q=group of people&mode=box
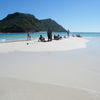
[27,29,82,43]
[39,28,62,42]
[54,34,62,40]
[27,28,53,42]
[38,28,69,42]
[39,28,53,42]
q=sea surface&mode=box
[0,32,100,43]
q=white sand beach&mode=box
[0,37,88,52]
[0,37,100,100]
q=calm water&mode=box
[0,32,100,43]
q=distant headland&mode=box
[0,12,67,33]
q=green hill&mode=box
[0,12,66,33]
[40,19,66,32]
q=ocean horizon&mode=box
[0,32,100,43]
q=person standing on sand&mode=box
[47,28,52,41]
[27,32,31,41]
[66,29,70,37]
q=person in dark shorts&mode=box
[47,28,52,41]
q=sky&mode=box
[0,0,100,32]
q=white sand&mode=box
[0,77,98,100]
[0,37,88,53]
[0,37,100,100]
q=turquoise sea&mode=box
[0,32,100,43]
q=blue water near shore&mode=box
[0,32,100,43]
